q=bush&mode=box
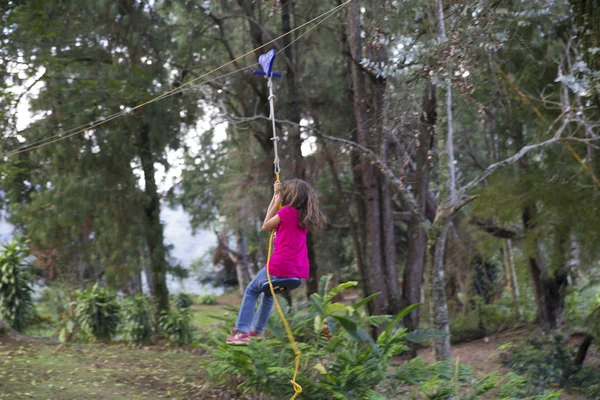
[202,276,560,399]
[450,295,524,343]
[0,239,34,332]
[501,331,600,397]
[175,292,194,309]
[36,285,70,321]
[75,284,121,342]
[122,294,153,345]
[159,308,193,346]
[203,276,443,398]
[394,359,561,400]
[197,294,216,305]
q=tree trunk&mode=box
[380,173,401,314]
[235,231,250,296]
[324,148,367,302]
[575,333,594,366]
[427,0,454,361]
[512,118,569,330]
[347,0,388,317]
[428,217,452,360]
[403,82,436,342]
[238,230,251,281]
[522,205,567,330]
[371,49,401,315]
[280,0,319,298]
[502,239,523,318]
[138,124,169,319]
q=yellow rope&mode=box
[265,171,302,400]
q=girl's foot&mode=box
[227,332,250,345]
[230,327,263,338]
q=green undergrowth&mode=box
[201,276,562,399]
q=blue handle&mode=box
[253,70,283,78]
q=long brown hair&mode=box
[281,179,326,232]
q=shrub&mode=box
[175,292,194,309]
[36,285,70,321]
[201,275,563,399]
[501,330,600,397]
[197,294,217,305]
[393,359,562,399]
[122,294,153,345]
[159,308,193,346]
[202,275,448,399]
[0,239,34,332]
[75,284,121,342]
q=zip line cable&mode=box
[4,65,257,155]
[3,0,352,158]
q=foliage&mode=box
[197,294,217,305]
[74,284,121,342]
[564,286,600,329]
[174,292,194,310]
[203,276,446,399]
[36,285,70,322]
[202,277,564,398]
[450,295,525,343]
[394,358,560,399]
[122,294,154,345]
[159,308,193,346]
[0,239,33,332]
[501,331,600,397]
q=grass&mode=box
[189,303,230,333]
[0,293,245,399]
[0,335,250,399]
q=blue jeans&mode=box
[235,268,280,334]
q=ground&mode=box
[1,292,598,399]
[0,334,259,400]
[0,294,253,400]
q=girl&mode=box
[227,179,326,345]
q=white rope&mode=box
[267,77,280,173]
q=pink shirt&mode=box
[268,206,309,279]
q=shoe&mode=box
[230,327,262,338]
[227,332,250,345]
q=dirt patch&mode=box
[415,328,531,375]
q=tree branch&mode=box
[469,217,522,239]
[461,118,570,193]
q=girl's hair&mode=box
[281,179,326,232]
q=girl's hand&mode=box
[274,192,281,205]
[274,180,282,194]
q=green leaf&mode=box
[324,281,358,304]
[318,275,332,298]
[324,302,347,316]
[383,303,422,340]
[352,293,381,310]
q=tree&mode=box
[0,0,204,318]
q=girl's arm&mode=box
[262,181,282,232]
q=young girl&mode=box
[227,179,326,345]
